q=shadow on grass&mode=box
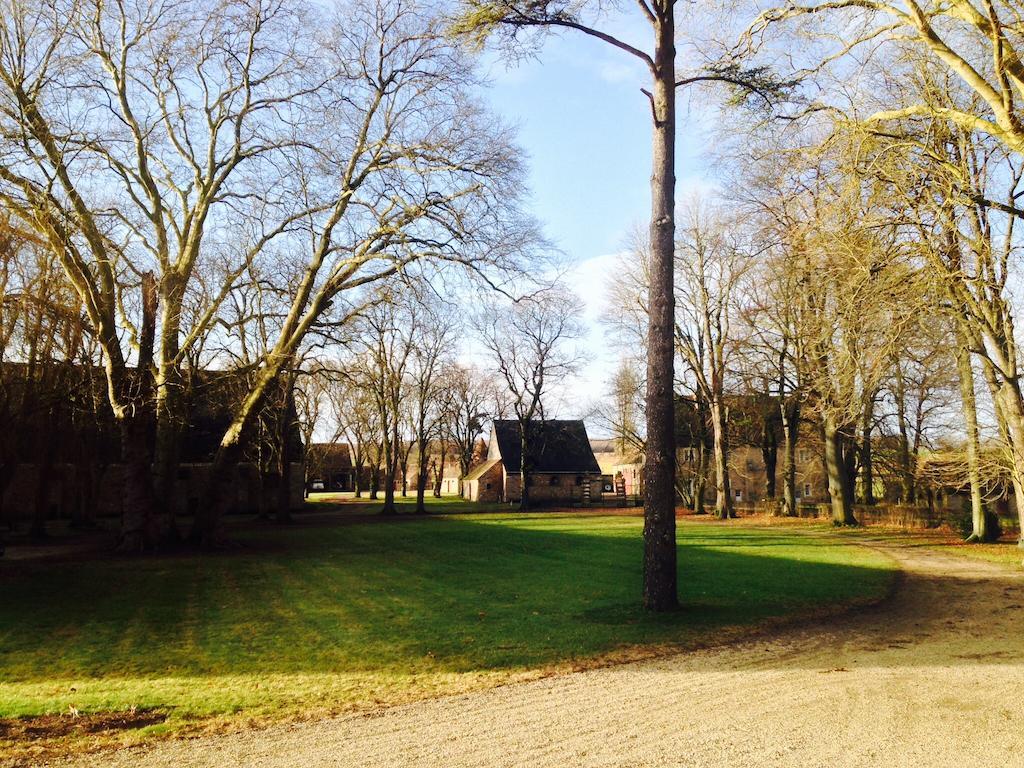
[0,516,901,688]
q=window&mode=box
[575,476,583,486]
[549,475,560,486]
[798,449,811,464]
[735,489,742,501]
[804,483,811,498]
[485,482,492,490]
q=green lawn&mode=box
[0,512,896,753]
[831,524,1024,569]
[303,490,517,514]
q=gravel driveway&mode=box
[54,543,1024,768]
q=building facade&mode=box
[463,420,603,505]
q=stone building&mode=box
[463,420,603,504]
[0,363,305,525]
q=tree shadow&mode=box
[0,515,1017,689]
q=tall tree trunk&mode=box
[762,412,778,500]
[823,414,857,526]
[893,363,915,503]
[433,442,447,498]
[780,399,798,516]
[711,396,732,519]
[642,8,678,612]
[369,455,380,500]
[152,365,182,541]
[955,332,987,542]
[993,381,1024,541]
[151,274,190,543]
[415,436,429,514]
[117,272,159,552]
[860,396,875,505]
[276,384,296,524]
[382,422,398,514]
[434,444,446,499]
[192,362,282,545]
[519,424,531,511]
[979,358,1024,542]
[693,443,708,515]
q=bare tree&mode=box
[193,0,538,540]
[328,372,381,499]
[405,302,456,512]
[476,287,583,510]
[0,0,326,548]
[748,0,1024,159]
[442,364,496,496]
[674,201,753,519]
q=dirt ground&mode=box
[43,542,1024,767]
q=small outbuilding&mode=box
[463,419,603,505]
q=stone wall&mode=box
[503,470,601,504]
[0,461,305,523]
[465,462,503,503]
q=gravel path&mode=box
[56,543,1024,768]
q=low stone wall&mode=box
[0,460,305,524]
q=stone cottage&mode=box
[463,420,603,504]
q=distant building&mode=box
[305,443,362,492]
[0,363,305,523]
[590,438,643,496]
[463,420,603,504]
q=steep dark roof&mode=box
[492,420,601,474]
[307,443,352,471]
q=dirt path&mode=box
[57,543,1024,768]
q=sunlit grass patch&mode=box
[0,514,895,758]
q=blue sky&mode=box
[478,29,720,421]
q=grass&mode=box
[830,524,1024,569]
[304,490,515,515]
[0,509,896,757]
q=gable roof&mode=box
[307,443,352,470]
[464,459,500,483]
[491,420,602,474]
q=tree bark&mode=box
[369,456,380,500]
[823,414,857,526]
[762,411,778,500]
[117,272,159,552]
[191,362,282,544]
[415,437,429,514]
[780,399,798,516]
[711,396,732,519]
[433,442,447,498]
[276,384,296,524]
[642,8,678,612]
[693,444,708,515]
[955,329,988,542]
[152,337,183,542]
[893,363,915,503]
[381,421,399,514]
[519,424,531,511]
[860,395,875,505]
